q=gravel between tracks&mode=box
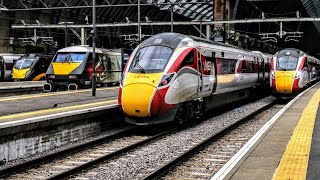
[75,96,275,180]
[162,105,283,179]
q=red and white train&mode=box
[271,48,320,97]
[119,33,271,125]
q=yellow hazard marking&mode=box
[32,73,46,81]
[122,72,162,117]
[273,89,320,179]
[0,99,118,122]
[12,68,30,79]
[0,87,118,102]
[52,62,81,75]
[275,70,295,94]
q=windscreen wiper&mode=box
[135,62,145,74]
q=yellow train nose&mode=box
[12,68,30,79]
[275,71,295,94]
[122,83,159,117]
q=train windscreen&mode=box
[54,53,87,63]
[14,59,35,69]
[276,56,298,71]
[129,46,172,73]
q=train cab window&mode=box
[70,53,86,63]
[55,54,68,62]
[276,56,298,71]
[129,46,172,73]
[14,58,35,69]
[181,50,194,67]
[55,53,86,63]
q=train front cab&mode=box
[120,38,217,125]
[271,50,308,97]
[12,54,53,81]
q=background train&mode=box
[0,54,23,81]
[11,54,53,81]
[119,32,271,125]
[271,48,320,97]
[44,45,128,91]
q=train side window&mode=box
[181,50,194,67]
[228,59,237,74]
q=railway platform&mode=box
[213,82,320,180]
[0,87,119,136]
[0,81,46,93]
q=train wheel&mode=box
[174,103,194,126]
[100,83,106,87]
[107,83,113,87]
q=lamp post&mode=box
[92,0,96,96]
[138,0,141,42]
[58,21,74,47]
[171,7,173,32]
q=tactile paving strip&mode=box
[273,89,320,179]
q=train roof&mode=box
[19,53,54,59]
[140,33,257,57]
[0,54,23,62]
[57,45,111,53]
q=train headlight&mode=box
[25,70,31,77]
[295,71,302,79]
[68,75,77,79]
[271,71,275,79]
[158,73,175,87]
[48,75,55,79]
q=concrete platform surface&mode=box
[0,87,118,121]
[229,83,320,180]
[0,81,46,90]
[0,87,119,136]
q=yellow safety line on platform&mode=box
[0,99,118,122]
[0,87,118,102]
[273,89,320,180]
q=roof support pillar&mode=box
[206,24,211,40]
[81,28,85,45]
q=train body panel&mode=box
[271,48,320,97]
[119,33,271,125]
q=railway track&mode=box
[1,97,276,179]
[0,126,176,179]
[70,97,275,179]
[144,104,283,180]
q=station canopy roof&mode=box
[2,0,213,22]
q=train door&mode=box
[197,51,203,93]
[203,52,216,94]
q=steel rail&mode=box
[47,128,177,180]
[142,101,276,180]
